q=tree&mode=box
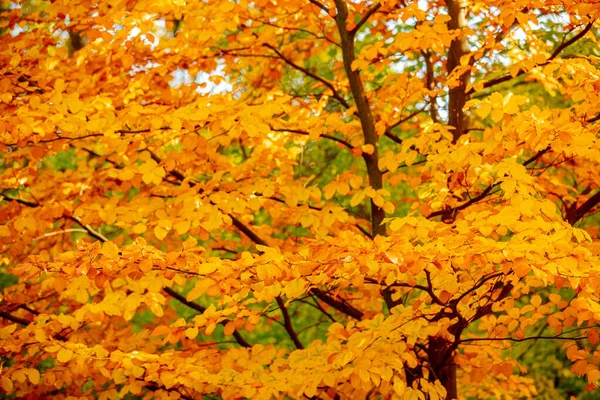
[1,0,599,398]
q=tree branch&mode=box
[0,311,31,326]
[352,2,381,33]
[163,287,251,348]
[422,51,439,124]
[427,146,551,220]
[461,335,586,343]
[384,105,428,144]
[333,0,386,237]
[264,44,351,109]
[470,21,595,95]
[67,216,108,243]
[0,193,40,208]
[310,288,364,320]
[566,190,600,226]
[276,296,304,349]
[270,127,354,149]
[307,0,329,13]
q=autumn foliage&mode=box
[1,0,600,399]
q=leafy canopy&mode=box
[1,0,600,399]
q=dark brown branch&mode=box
[0,310,68,341]
[446,0,470,143]
[471,21,595,95]
[567,190,600,225]
[423,51,440,124]
[230,216,268,247]
[276,296,304,349]
[355,224,373,239]
[257,20,340,47]
[333,0,386,238]
[307,0,329,13]
[310,288,364,320]
[270,127,354,149]
[384,105,427,144]
[461,335,586,343]
[427,146,551,219]
[427,183,497,219]
[454,272,503,306]
[163,287,251,348]
[264,44,351,109]
[1,193,40,208]
[0,311,31,326]
[147,149,186,182]
[352,2,382,33]
[67,216,108,243]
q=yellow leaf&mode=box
[119,169,135,181]
[349,175,363,189]
[28,368,40,385]
[479,225,493,236]
[389,218,407,232]
[477,102,491,119]
[132,365,145,378]
[503,100,519,114]
[1,376,13,392]
[10,54,21,68]
[572,90,586,102]
[102,242,119,260]
[0,225,10,237]
[362,144,375,155]
[65,96,83,114]
[223,321,235,336]
[132,223,147,234]
[174,220,191,235]
[336,350,353,367]
[490,109,504,123]
[393,377,405,396]
[57,348,73,363]
[300,213,314,228]
[284,279,308,298]
[154,225,169,240]
[185,327,199,339]
[350,191,365,207]
[351,59,369,71]
[323,182,337,200]
[139,259,153,273]
[501,179,516,197]
[383,201,395,214]
[337,182,350,196]
[199,262,218,275]
[139,159,166,185]
[588,369,600,383]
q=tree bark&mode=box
[446,0,470,143]
[333,0,386,238]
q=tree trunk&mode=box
[438,364,458,399]
[446,0,470,143]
